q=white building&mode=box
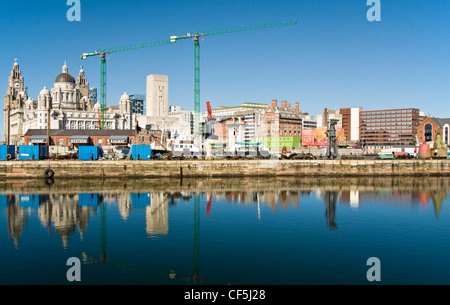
[138,74,189,141]
[168,106,195,139]
[3,61,135,145]
[299,112,317,130]
[146,74,168,118]
[209,102,268,144]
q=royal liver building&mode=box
[4,60,134,145]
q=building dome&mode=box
[55,62,75,84]
[93,101,101,111]
[55,73,75,83]
[39,86,50,96]
[120,92,130,101]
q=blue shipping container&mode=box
[131,193,151,208]
[0,145,16,160]
[0,195,16,208]
[78,146,103,160]
[78,193,99,207]
[0,195,6,209]
[19,194,40,209]
[130,145,151,160]
[18,145,49,160]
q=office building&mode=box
[340,107,362,142]
[359,108,421,147]
[129,94,145,115]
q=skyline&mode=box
[1,0,449,140]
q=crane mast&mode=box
[168,20,297,146]
[81,39,172,129]
[81,20,297,134]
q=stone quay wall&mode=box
[0,159,449,179]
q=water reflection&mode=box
[1,176,448,250]
[323,192,338,230]
[1,176,450,285]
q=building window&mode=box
[424,123,433,142]
[445,126,449,145]
[59,138,63,146]
[98,138,103,146]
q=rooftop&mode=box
[429,117,450,127]
[24,129,135,137]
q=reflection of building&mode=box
[6,200,26,248]
[117,193,132,220]
[339,190,360,209]
[146,193,168,236]
[38,194,91,248]
[217,190,299,212]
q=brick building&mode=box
[359,108,420,147]
[24,129,135,149]
[339,107,362,142]
[417,117,450,145]
[258,100,302,149]
[135,130,171,149]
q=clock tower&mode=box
[4,59,25,110]
[4,59,26,144]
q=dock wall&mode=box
[0,159,449,179]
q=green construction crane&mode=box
[81,20,297,130]
[81,39,173,129]
[168,20,298,143]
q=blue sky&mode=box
[1,0,449,138]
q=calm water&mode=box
[0,176,449,285]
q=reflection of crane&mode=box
[193,194,201,283]
[206,193,212,216]
[169,20,297,143]
[323,192,338,230]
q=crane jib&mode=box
[80,20,297,129]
